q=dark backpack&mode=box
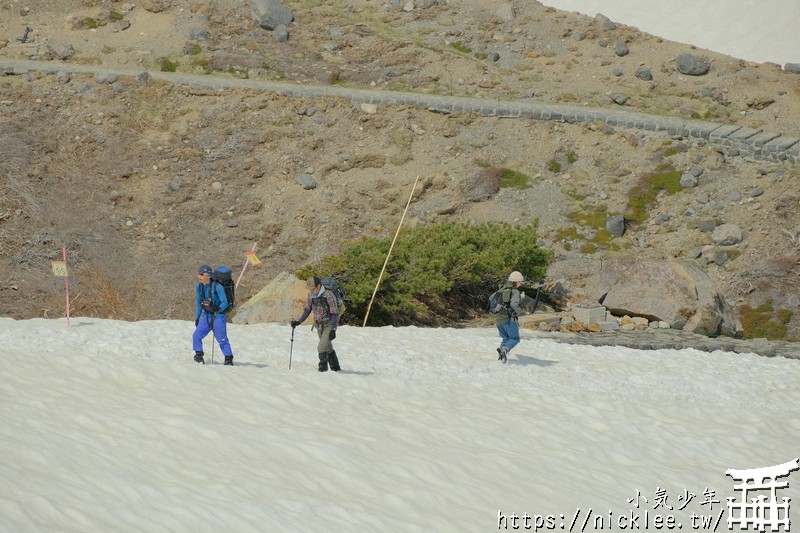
[212,266,235,313]
[320,275,346,315]
[488,287,513,316]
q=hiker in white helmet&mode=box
[490,271,525,363]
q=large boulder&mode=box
[593,256,741,336]
[232,271,307,325]
[250,0,293,31]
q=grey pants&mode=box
[316,322,334,354]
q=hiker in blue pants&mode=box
[494,271,525,364]
[192,264,234,365]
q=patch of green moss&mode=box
[227,66,249,79]
[474,52,487,60]
[553,227,580,242]
[663,147,679,157]
[739,300,792,339]
[566,151,578,164]
[450,42,471,54]
[82,17,98,29]
[567,206,613,246]
[389,147,412,166]
[561,185,586,202]
[109,11,124,21]
[548,160,562,173]
[499,168,531,189]
[160,58,179,72]
[101,45,116,54]
[626,164,682,224]
[390,125,413,148]
[192,57,210,71]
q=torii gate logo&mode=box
[726,459,800,532]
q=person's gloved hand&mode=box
[290,320,299,328]
[195,318,199,326]
[329,329,336,340]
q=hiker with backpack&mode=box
[290,276,341,372]
[192,264,235,366]
[490,271,526,364]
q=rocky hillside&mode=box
[0,0,798,338]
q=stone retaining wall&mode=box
[3,58,797,164]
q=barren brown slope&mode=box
[0,0,798,337]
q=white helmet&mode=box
[508,271,524,282]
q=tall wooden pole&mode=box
[362,176,420,327]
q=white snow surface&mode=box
[540,0,800,66]
[0,316,798,531]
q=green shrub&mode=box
[298,221,552,326]
[82,17,98,29]
[739,300,792,339]
[548,160,562,173]
[566,151,578,164]
[109,11,124,21]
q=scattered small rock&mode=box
[274,24,289,42]
[711,224,743,246]
[676,54,709,76]
[295,172,316,190]
[634,66,652,81]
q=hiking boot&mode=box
[194,351,205,364]
[497,347,508,363]
[328,350,341,372]
[318,352,329,372]
[224,355,233,366]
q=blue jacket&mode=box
[195,280,230,320]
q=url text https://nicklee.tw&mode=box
[497,507,726,531]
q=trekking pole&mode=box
[363,175,419,327]
[211,337,215,365]
[289,325,296,369]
